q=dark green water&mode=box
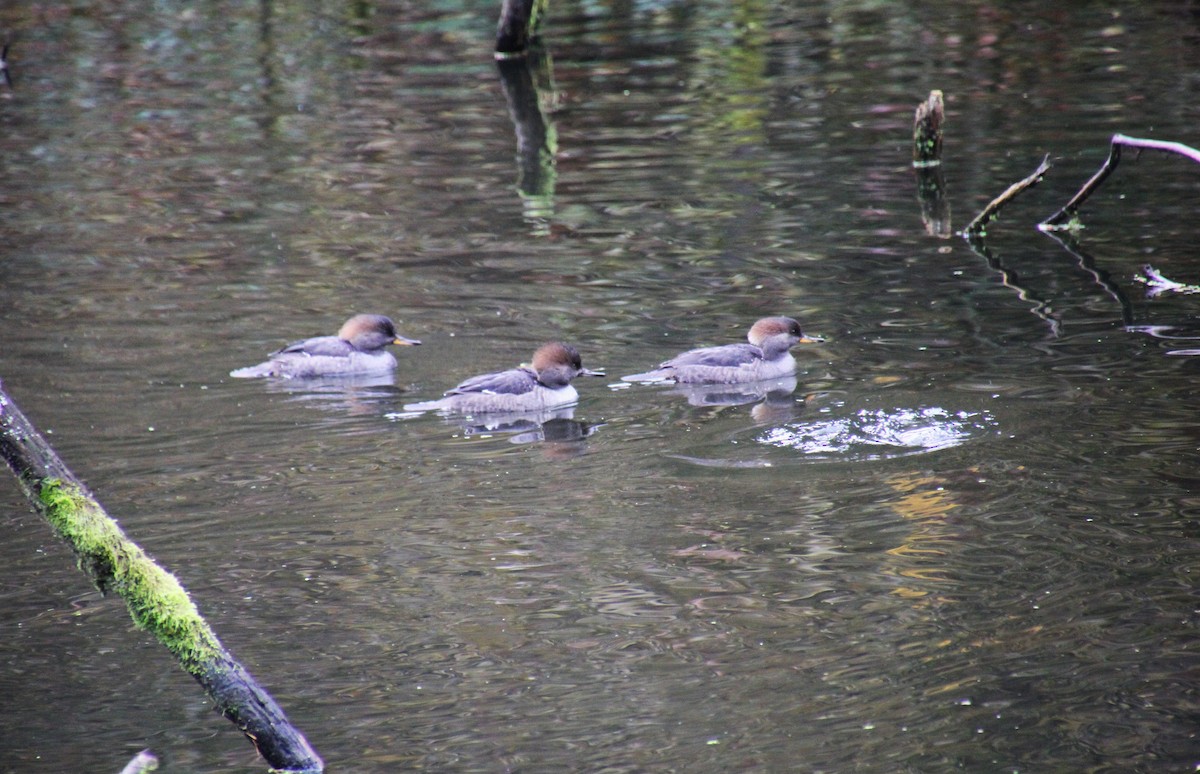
[2,1,1199,771]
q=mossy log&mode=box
[0,379,323,774]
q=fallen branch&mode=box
[963,155,1051,237]
[1040,134,1200,230]
[0,379,323,774]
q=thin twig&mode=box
[963,155,1052,237]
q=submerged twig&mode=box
[963,155,1051,237]
[1041,134,1200,230]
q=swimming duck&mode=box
[403,342,603,413]
[230,314,421,378]
[621,316,821,384]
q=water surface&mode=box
[2,1,1199,771]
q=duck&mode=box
[621,316,821,384]
[403,342,603,413]
[230,314,421,378]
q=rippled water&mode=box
[2,1,1200,771]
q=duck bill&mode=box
[394,337,422,346]
[798,335,825,345]
[581,368,606,377]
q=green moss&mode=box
[529,0,549,37]
[38,478,223,670]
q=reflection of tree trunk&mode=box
[118,750,159,774]
[915,165,951,238]
[0,379,324,774]
[1,44,12,89]
[256,0,279,135]
[496,47,557,226]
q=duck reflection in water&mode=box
[457,407,604,450]
[253,371,407,416]
[639,375,811,425]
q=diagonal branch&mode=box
[0,379,323,774]
[963,155,1051,238]
[1041,134,1200,230]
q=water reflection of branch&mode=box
[963,235,1061,336]
[496,45,558,232]
[1040,230,1134,327]
[393,406,602,457]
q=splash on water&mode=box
[756,406,997,461]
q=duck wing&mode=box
[664,343,762,369]
[447,367,536,396]
[272,335,353,358]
